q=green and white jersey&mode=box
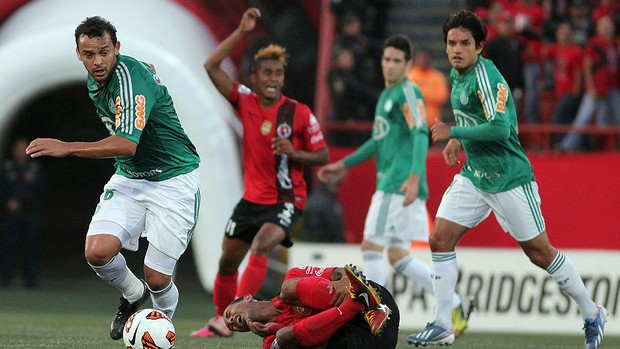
[449,56,534,193]
[344,78,429,198]
[88,54,200,181]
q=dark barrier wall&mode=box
[330,148,620,250]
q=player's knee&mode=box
[144,270,171,292]
[279,279,298,303]
[84,246,113,266]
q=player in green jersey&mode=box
[319,34,475,338]
[26,16,201,341]
[407,11,607,348]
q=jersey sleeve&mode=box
[450,62,510,141]
[343,137,376,168]
[114,64,157,143]
[405,83,429,176]
[228,82,253,113]
[299,105,327,152]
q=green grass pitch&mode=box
[1,278,617,349]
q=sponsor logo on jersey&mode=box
[372,116,390,140]
[495,83,508,113]
[403,102,414,128]
[134,95,146,130]
[114,96,123,129]
[121,166,163,178]
[308,113,321,134]
[310,133,324,145]
[276,122,292,139]
[152,74,162,85]
[261,120,272,135]
[276,155,293,190]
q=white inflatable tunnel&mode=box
[0,0,242,292]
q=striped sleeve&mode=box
[474,61,496,121]
[402,80,426,129]
[115,61,137,135]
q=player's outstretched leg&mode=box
[407,321,455,347]
[452,295,476,337]
[344,264,381,310]
[110,280,149,340]
[583,305,608,349]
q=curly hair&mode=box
[74,16,117,47]
[252,44,288,72]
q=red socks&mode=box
[214,272,238,316]
[295,277,333,310]
[293,299,364,346]
[236,254,268,297]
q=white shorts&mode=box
[363,191,429,249]
[436,174,545,242]
[87,169,201,260]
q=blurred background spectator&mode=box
[0,138,46,288]
[298,174,345,243]
[560,15,620,152]
[542,21,583,147]
[407,47,449,130]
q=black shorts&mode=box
[224,199,302,248]
[326,281,400,349]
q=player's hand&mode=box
[25,138,70,158]
[272,137,296,158]
[239,7,261,34]
[317,161,345,184]
[327,278,350,306]
[399,174,419,206]
[430,118,452,143]
[442,138,461,167]
[247,320,283,337]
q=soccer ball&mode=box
[123,308,176,349]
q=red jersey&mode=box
[584,36,620,96]
[545,43,583,97]
[263,266,336,349]
[228,83,326,209]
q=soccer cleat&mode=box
[583,305,608,349]
[364,304,391,336]
[344,264,381,310]
[110,280,149,340]
[207,315,234,337]
[407,321,455,347]
[452,295,476,337]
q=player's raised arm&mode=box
[204,7,261,98]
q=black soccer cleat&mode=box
[110,280,149,340]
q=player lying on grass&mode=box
[223,264,399,349]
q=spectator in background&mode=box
[568,0,594,47]
[542,22,583,147]
[327,45,379,146]
[542,0,573,42]
[333,11,383,95]
[507,0,545,123]
[484,10,524,117]
[560,15,620,152]
[0,138,46,288]
[301,174,345,243]
[407,48,449,129]
[591,0,620,31]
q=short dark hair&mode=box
[443,10,487,49]
[74,16,117,47]
[383,34,413,61]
